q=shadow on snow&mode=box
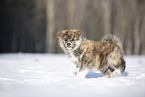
[74,71,128,78]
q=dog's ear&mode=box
[57,32,63,38]
[75,30,81,36]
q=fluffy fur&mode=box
[57,29,126,78]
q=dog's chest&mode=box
[68,52,79,63]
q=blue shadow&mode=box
[74,71,104,78]
[121,71,128,76]
[74,71,128,78]
[85,71,104,78]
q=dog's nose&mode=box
[67,43,71,46]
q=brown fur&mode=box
[57,29,126,78]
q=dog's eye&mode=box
[64,38,68,41]
[64,36,68,41]
[71,36,75,41]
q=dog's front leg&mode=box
[76,68,89,78]
[76,63,89,78]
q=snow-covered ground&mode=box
[0,53,145,97]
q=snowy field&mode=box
[0,53,145,97]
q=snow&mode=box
[0,53,145,97]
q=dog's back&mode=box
[93,34,126,77]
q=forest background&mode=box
[0,0,145,55]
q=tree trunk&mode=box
[45,0,55,53]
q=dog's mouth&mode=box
[66,46,73,50]
[66,47,72,50]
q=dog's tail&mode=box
[101,34,121,46]
[101,34,124,56]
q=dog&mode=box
[57,29,126,78]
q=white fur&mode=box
[69,52,78,62]
[59,38,65,50]
[112,69,121,75]
[76,69,89,78]
[76,68,79,73]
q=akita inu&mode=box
[57,29,126,78]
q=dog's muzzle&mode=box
[67,42,72,47]
[67,42,71,46]
[65,42,73,50]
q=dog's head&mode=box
[57,29,82,52]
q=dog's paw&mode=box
[112,69,121,75]
[76,69,89,78]
[76,73,86,78]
